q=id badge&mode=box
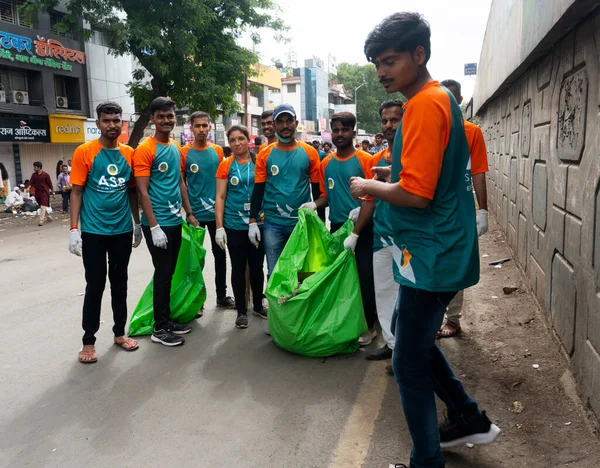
[244,202,251,211]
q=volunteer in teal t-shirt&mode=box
[215,125,267,330]
[68,101,142,364]
[134,96,199,348]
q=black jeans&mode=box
[199,220,227,299]
[142,224,182,330]
[225,228,265,313]
[61,190,70,212]
[331,222,377,329]
[81,231,133,345]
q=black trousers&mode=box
[81,231,133,345]
[331,222,377,329]
[142,224,182,330]
[225,228,265,313]
[61,191,70,212]
[199,220,227,299]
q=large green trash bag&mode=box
[128,223,207,336]
[266,209,367,357]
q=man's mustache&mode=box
[379,78,393,85]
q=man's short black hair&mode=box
[312,140,320,144]
[96,101,122,119]
[62,164,68,169]
[441,79,461,96]
[375,133,384,138]
[379,100,405,116]
[323,141,331,148]
[190,111,210,124]
[261,110,273,120]
[254,136,262,145]
[331,112,356,129]
[149,96,176,114]
[362,139,370,145]
[33,161,42,168]
[364,12,431,64]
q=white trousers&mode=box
[373,246,397,348]
[445,289,464,326]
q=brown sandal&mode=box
[114,337,139,351]
[78,349,98,363]
[437,321,461,338]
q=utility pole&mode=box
[354,82,366,130]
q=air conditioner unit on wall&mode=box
[56,96,68,108]
[12,90,29,105]
[0,90,5,103]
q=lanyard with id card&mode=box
[234,158,252,212]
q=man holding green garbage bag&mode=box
[134,96,200,347]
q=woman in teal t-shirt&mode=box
[215,125,267,329]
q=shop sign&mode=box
[0,30,85,72]
[49,114,86,143]
[84,119,129,143]
[0,117,49,142]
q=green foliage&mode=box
[23,0,285,145]
[334,62,404,134]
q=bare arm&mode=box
[350,177,430,209]
[136,176,158,228]
[70,185,83,227]
[180,171,199,227]
[128,186,140,224]
[215,178,227,229]
[472,173,488,210]
[353,199,375,235]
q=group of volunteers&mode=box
[66,10,499,468]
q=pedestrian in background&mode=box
[215,125,267,329]
[30,161,53,226]
[57,164,71,213]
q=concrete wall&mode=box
[475,2,600,420]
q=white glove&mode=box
[151,224,168,249]
[132,223,142,248]
[216,227,227,250]
[69,228,82,256]
[248,222,261,248]
[476,209,488,237]
[348,207,361,223]
[343,232,359,252]
[299,201,317,211]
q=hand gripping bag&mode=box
[266,209,367,357]
[128,223,207,336]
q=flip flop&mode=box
[437,321,461,338]
[114,337,139,351]
[78,349,98,363]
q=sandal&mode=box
[114,337,139,351]
[78,349,98,363]
[437,320,461,338]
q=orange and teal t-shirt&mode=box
[319,149,373,225]
[390,81,479,292]
[133,137,185,227]
[181,142,224,222]
[464,120,489,176]
[70,139,134,235]
[371,148,394,252]
[216,155,262,230]
[255,140,321,226]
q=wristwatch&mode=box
[186,212,193,218]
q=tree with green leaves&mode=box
[24,0,285,147]
[333,62,404,135]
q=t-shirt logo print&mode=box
[270,165,279,176]
[328,177,335,190]
[393,244,416,284]
[158,162,169,173]
[190,163,199,173]
[107,164,119,176]
[230,175,239,186]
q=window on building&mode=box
[53,74,81,110]
[0,0,33,27]
[287,84,296,93]
[54,75,66,98]
[88,28,114,47]
[50,10,73,38]
[0,69,27,91]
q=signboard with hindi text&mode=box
[0,117,49,142]
[0,30,85,72]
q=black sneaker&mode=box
[169,321,192,335]
[439,411,501,448]
[217,296,236,309]
[151,328,185,347]
[235,312,248,329]
[252,307,268,319]
[386,364,394,376]
[366,344,393,361]
[195,307,205,319]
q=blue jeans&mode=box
[263,220,296,278]
[391,285,481,468]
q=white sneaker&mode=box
[359,329,377,346]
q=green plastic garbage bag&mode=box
[266,209,367,357]
[128,223,207,336]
